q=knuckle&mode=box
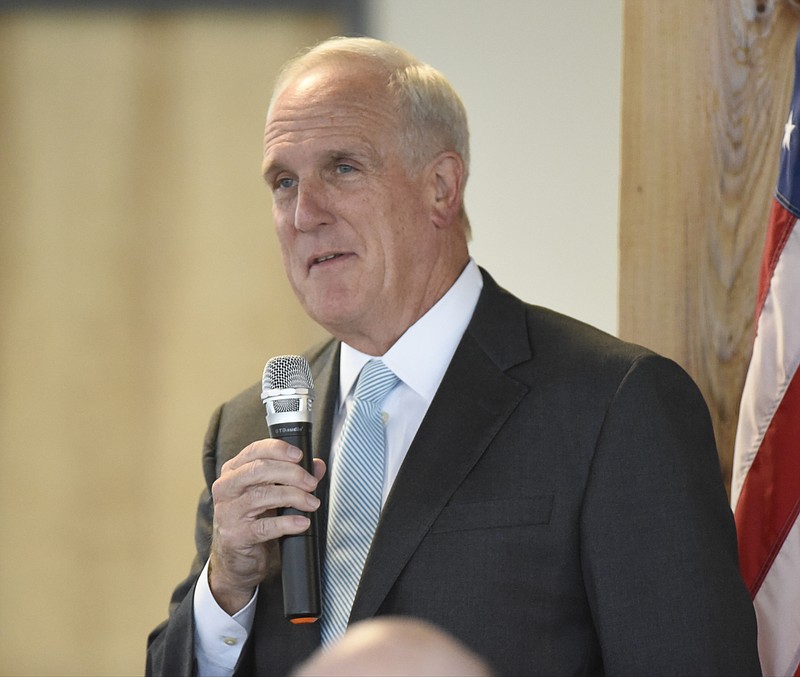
[251,518,268,540]
[250,482,274,507]
[252,515,278,541]
[211,476,226,501]
[245,458,267,482]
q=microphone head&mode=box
[262,355,314,424]
[262,354,314,391]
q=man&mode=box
[147,37,760,676]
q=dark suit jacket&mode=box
[147,271,760,676]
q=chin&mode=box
[304,299,360,334]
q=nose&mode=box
[294,180,334,232]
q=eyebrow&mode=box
[262,144,381,180]
[261,157,282,180]
[325,147,379,167]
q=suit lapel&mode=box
[308,340,339,560]
[349,272,532,621]
[309,340,339,466]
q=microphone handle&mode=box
[268,420,321,624]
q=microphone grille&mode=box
[262,355,314,391]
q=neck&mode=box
[335,253,470,356]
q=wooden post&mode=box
[619,0,800,490]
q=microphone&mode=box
[261,355,321,624]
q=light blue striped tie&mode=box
[321,359,399,646]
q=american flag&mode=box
[730,30,800,677]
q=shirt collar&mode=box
[338,259,483,408]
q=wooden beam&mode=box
[619,0,799,490]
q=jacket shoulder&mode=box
[475,271,658,377]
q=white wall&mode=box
[367,0,622,335]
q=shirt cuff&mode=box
[193,559,258,677]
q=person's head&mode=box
[262,37,472,355]
[290,616,494,677]
[268,37,471,216]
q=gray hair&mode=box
[269,37,471,234]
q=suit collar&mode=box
[468,268,533,372]
[308,339,339,466]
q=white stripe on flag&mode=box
[731,224,800,509]
[753,514,800,676]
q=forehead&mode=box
[263,65,400,165]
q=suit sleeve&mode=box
[580,354,761,675]
[145,405,223,677]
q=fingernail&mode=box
[307,495,320,510]
[287,446,302,461]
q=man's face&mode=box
[262,64,441,353]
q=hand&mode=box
[208,439,326,615]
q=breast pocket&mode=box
[428,495,554,534]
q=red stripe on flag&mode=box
[735,364,800,595]
[756,202,797,320]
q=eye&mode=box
[275,176,297,190]
[335,163,355,175]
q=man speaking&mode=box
[147,37,760,676]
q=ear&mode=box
[427,151,465,229]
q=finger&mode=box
[215,500,315,550]
[252,512,313,542]
[222,438,303,473]
[214,455,318,502]
[312,458,327,482]
[229,482,321,519]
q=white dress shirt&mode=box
[193,260,483,676]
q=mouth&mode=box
[308,252,351,270]
[314,253,341,264]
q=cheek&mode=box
[274,229,302,284]
[273,213,296,251]
[272,200,296,235]
[385,211,425,257]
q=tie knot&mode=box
[353,359,399,404]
